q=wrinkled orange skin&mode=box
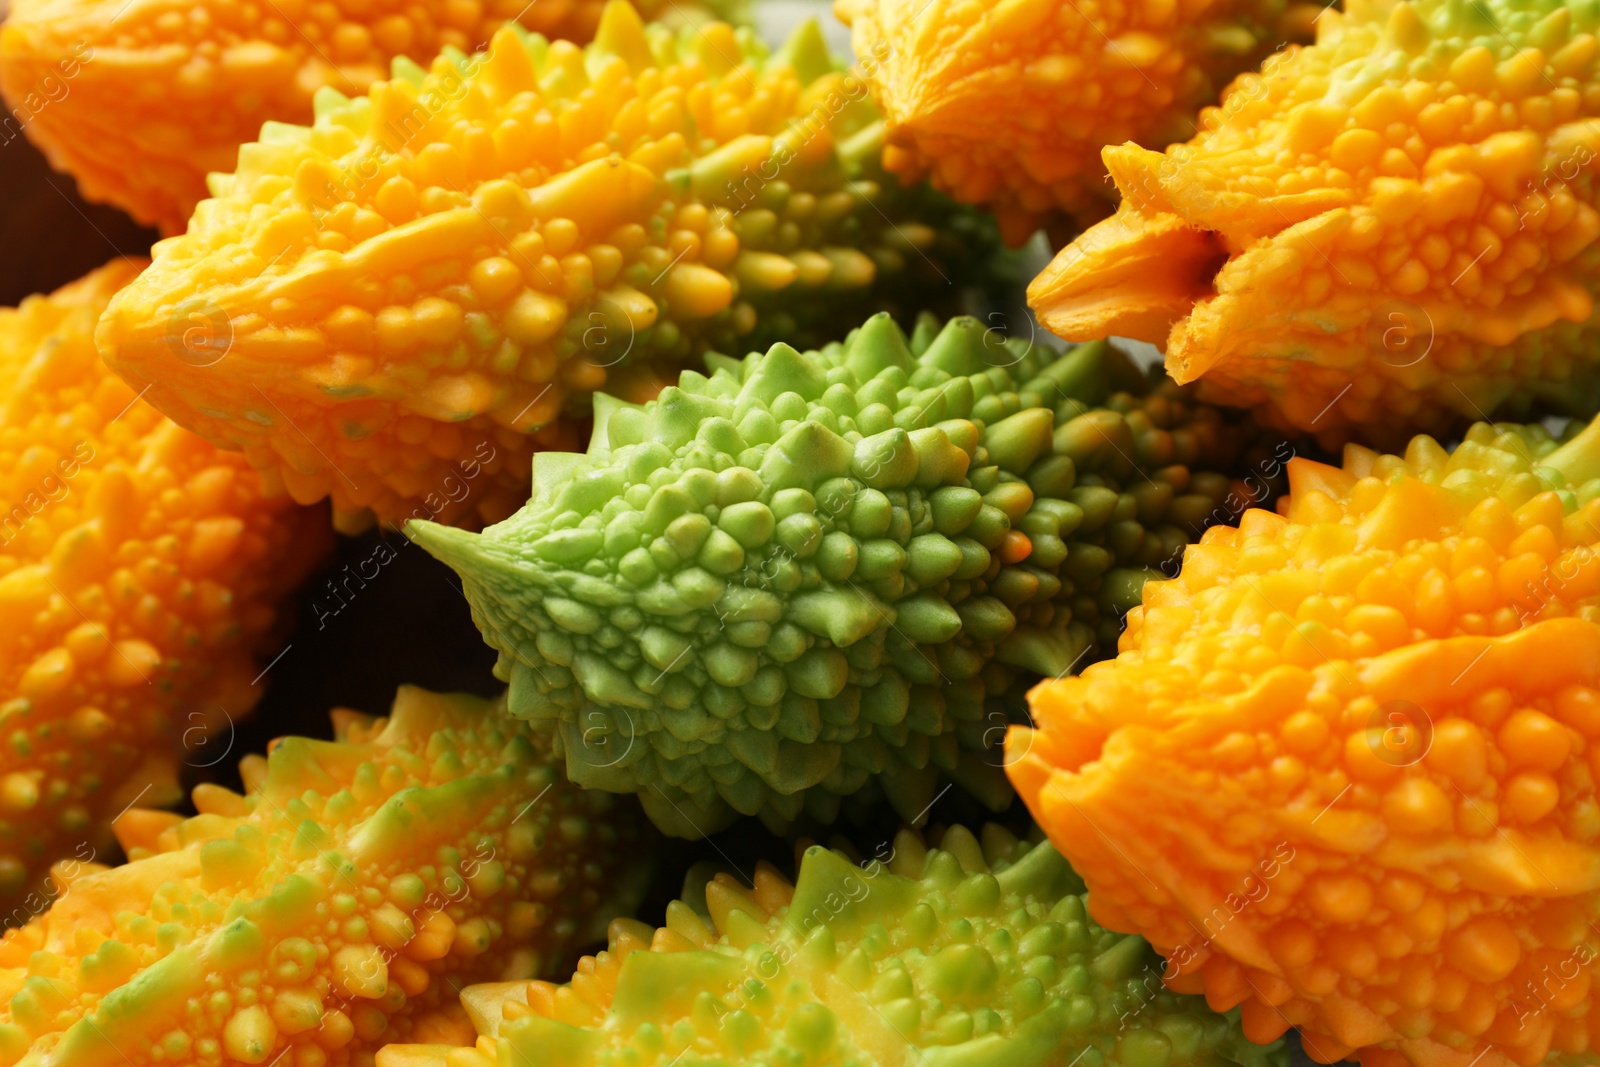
[0,0,734,233]
[836,0,1315,244]
[1029,0,1600,445]
[1009,417,1600,1067]
[0,260,329,914]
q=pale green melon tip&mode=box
[772,18,835,85]
[404,518,482,574]
[390,54,428,85]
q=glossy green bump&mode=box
[376,824,1289,1067]
[412,313,1267,836]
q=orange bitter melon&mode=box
[0,0,744,233]
[836,0,1315,244]
[1008,413,1600,1067]
[0,259,329,915]
[95,2,983,531]
[1030,0,1600,443]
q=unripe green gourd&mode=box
[377,824,1289,1067]
[412,313,1264,836]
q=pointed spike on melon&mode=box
[112,808,185,855]
[1547,410,1600,484]
[385,685,488,736]
[909,312,943,356]
[887,827,927,878]
[238,754,269,794]
[460,982,532,1039]
[799,921,837,967]
[772,18,835,85]
[702,877,754,933]
[349,776,498,863]
[648,388,723,449]
[984,407,1055,472]
[479,25,537,98]
[1026,338,1112,406]
[1283,457,1358,512]
[1090,930,1151,982]
[759,420,853,490]
[608,917,656,956]
[787,845,918,934]
[311,85,352,120]
[994,839,1082,899]
[751,862,795,915]
[1341,442,1383,479]
[192,783,250,818]
[259,737,346,797]
[391,55,428,85]
[721,906,772,949]
[407,523,532,596]
[845,311,915,379]
[936,824,988,873]
[48,856,108,888]
[742,342,829,403]
[592,0,653,73]
[663,900,716,948]
[918,316,989,376]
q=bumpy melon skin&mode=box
[96,2,989,531]
[375,824,1289,1067]
[1030,0,1600,444]
[1009,415,1600,1067]
[0,0,745,234]
[0,686,653,1067]
[0,261,329,916]
[411,311,1269,837]
[835,0,1314,244]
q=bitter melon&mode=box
[1010,414,1600,1067]
[411,311,1272,836]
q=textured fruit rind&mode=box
[1029,0,1600,443]
[0,0,747,233]
[1009,415,1600,1067]
[0,685,653,1067]
[836,0,1313,243]
[375,823,1289,1067]
[411,310,1269,837]
[96,1,986,529]
[0,260,328,915]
